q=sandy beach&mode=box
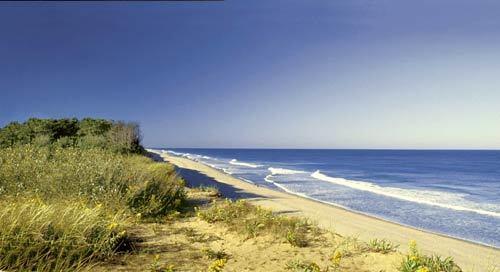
[157,152,499,271]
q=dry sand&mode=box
[157,152,500,271]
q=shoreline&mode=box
[263,175,499,251]
[169,152,499,249]
[199,159,500,250]
[154,151,500,271]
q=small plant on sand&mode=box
[367,238,399,254]
[285,260,322,272]
[398,240,461,272]
[203,247,228,272]
[202,247,229,260]
[149,254,176,272]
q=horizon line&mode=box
[148,146,500,151]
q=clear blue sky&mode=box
[1,1,499,149]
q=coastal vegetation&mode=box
[0,118,144,154]
[0,118,466,271]
[399,240,461,272]
[0,118,184,271]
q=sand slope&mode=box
[157,152,499,271]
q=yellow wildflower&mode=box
[208,258,227,272]
[330,251,342,266]
[416,267,429,272]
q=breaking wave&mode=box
[311,170,500,218]
[229,159,262,168]
[268,167,306,175]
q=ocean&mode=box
[153,148,500,248]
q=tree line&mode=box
[0,118,144,154]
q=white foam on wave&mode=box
[268,167,306,175]
[264,174,309,198]
[311,170,500,218]
[265,167,306,184]
[265,167,307,191]
[264,174,274,183]
[229,159,263,168]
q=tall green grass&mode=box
[0,145,185,212]
[0,145,186,270]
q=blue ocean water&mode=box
[155,148,500,248]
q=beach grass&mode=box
[0,200,130,271]
[368,238,399,254]
[0,145,186,271]
[0,145,185,215]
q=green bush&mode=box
[0,118,144,154]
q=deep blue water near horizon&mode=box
[154,148,500,248]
